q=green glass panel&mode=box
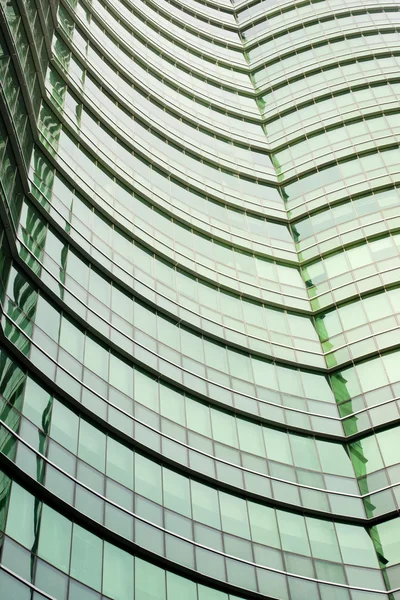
[198,584,227,600]
[135,454,162,504]
[6,482,38,549]
[306,516,341,562]
[103,541,134,600]
[109,353,133,397]
[248,503,280,548]
[276,511,310,556]
[106,436,133,488]
[59,316,84,362]
[166,572,196,600]
[191,480,220,529]
[70,524,103,591]
[336,523,379,567]
[134,370,158,411]
[135,558,166,600]
[50,399,78,453]
[375,519,400,567]
[0,570,30,600]
[38,504,71,572]
[163,469,191,517]
[22,377,52,430]
[219,492,250,539]
[78,419,106,472]
[84,334,109,379]
[0,471,11,532]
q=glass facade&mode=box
[0,0,399,598]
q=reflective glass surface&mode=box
[1,0,400,598]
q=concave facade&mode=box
[0,0,400,598]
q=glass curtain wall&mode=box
[0,0,400,598]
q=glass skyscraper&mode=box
[0,0,400,598]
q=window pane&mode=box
[191,480,221,529]
[109,353,133,397]
[70,524,103,590]
[248,503,280,548]
[219,492,250,538]
[38,505,72,572]
[78,419,106,472]
[135,558,166,600]
[50,400,78,453]
[106,436,133,488]
[163,469,191,517]
[135,454,162,504]
[276,511,310,555]
[103,541,134,600]
[166,572,196,600]
[6,482,36,549]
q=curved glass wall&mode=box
[1,0,400,598]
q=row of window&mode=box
[35,135,307,310]
[0,384,395,587]
[267,81,400,146]
[44,79,275,197]
[29,144,305,314]
[2,259,329,405]
[0,345,397,522]
[123,0,242,62]
[2,373,398,522]
[47,63,270,185]
[61,4,254,114]
[293,186,400,255]
[2,479,397,600]
[237,0,396,29]
[254,31,400,90]
[152,0,237,27]
[0,135,336,446]
[4,225,400,441]
[1,43,284,268]
[137,0,239,42]
[69,0,246,87]
[4,348,400,498]
[3,42,396,292]
[260,56,400,119]
[283,146,399,213]
[0,344,348,480]
[0,480,248,600]
[0,418,379,575]
[46,0,263,142]
[1,119,398,438]
[52,1,265,144]
[0,341,346,514]
[5,282,398,442]
[16,192,400,375]
[0,287,340,444]
[50,24,400,199]
[17,207,321,361]
[36,98,400,317]
[3,3,400,376]
[48,94,279,225]
[304,232,400,306]
[273,112,400,180]
[0,356,349,521]
[245,9,400,57]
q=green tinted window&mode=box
[6,483,37,548]
[38,505,72,572]
[70,524,103,590]
[135,558,166,600]
[103,541,134,599]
